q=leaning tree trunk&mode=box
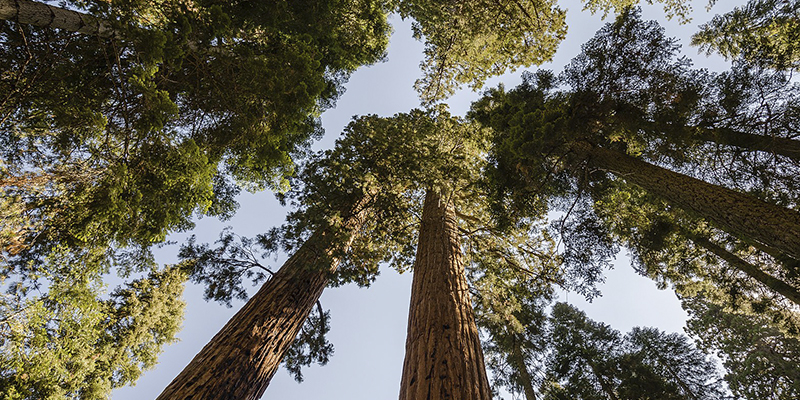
[398,189,492,400]
[694,126,800,163]
[572,141,800,262]
[680,227,800,306]
[510,339,538,400]
[157,195,371,400]
[586,359,620,400]
[0,0,114,36]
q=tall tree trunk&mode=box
[586,359,620,400]
[399,189,492,400]
[510,339,538,400]
[655,354,699,400]
[157,195,371,400]
[0,0,213,52]
[681,228,800,306]
[572,141,800,261]
[748,240,800,274]
[0,0,114,36]
[694,126,800,163]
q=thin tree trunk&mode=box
[0,0,114,36]
[572,141,800,261]
[510,339,538,400]
[748,240,800,274]
[157,195,371,400]
[694,126,800,163]
[398,189,492,400]
[656,355,699,400]
[682,228,800,306]
[586,359,620,400]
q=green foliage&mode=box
[281,304,334,383]
[0,263,186,399]
[484,302,723,400]
[0,0,393,268]
[685,298,800,400]
[693,0,800,70]
[473,273,554,399]
[398,0,567,103]
[623,327,726,400]
[0,3,394,390]
[541,303,725,400]
[580,0,698,22]
[591,180,800,338]
[471,9,800,302]
[545,302,626,400]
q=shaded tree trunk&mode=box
[694,126,800,163]
[748,240,800,275]
[157,195,371,400]
[656,355,699,400]
[586,360,620,400]
[399,189,492,400]
[510,339,538,400]
[573,141,800,262]
[681,228,800,306]
[0,0,114,36]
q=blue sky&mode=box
[113,1,747,398]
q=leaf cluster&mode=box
[0,261,186,400]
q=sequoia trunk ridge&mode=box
[574,142,800,262]
[398,189,492,400]
[157,196,371,400]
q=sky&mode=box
[113,1,748,398]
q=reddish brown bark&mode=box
[574,142,800,262]
[398,189,492,400]
[157,196,371,400]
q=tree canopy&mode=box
[693,0,800,71]
[5,1,800,398]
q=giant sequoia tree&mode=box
[399,188,493,400]
[158,109,494,398]
[471,8,800,280]
[0,0,581,393]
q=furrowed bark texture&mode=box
[0,0,114,36]
[399,190,492,400]
[574,142,800,261]
[157,196,370,400]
